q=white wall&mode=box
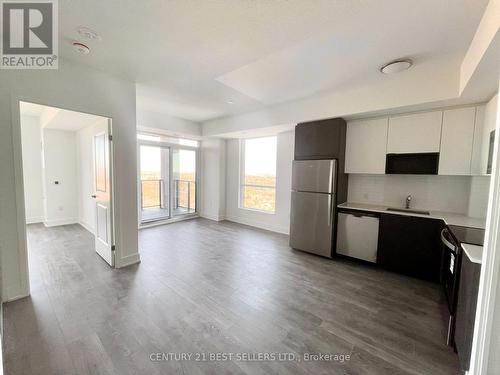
[225,131,294,234]
[20,115,43,224]
[469,176,491,218]
[0,59,139,301]
[42,129,78,226]
[138,109,201,137]
[200,138,226,221]
[347,174,473,214]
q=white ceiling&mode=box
[58,0,489,122]
[20,102,106,131]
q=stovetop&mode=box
[448,225,485,246]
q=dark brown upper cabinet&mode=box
[294,118,346,160]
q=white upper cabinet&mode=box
[345,117,388,174]
[471,95,498,175]
[471,105,485,175]
[387,111,442,153]
[438,107,476,175]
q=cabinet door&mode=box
[387,111,442,153]
[439,107,476,175]
[455,254,481,372]
[471,105,485,175]
[294,118,346,160]
[377,214,443,282]
[345,118,388,174]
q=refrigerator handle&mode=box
[328,195,333,227]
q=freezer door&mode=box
[292,159,336,193]
[290,191,334,257]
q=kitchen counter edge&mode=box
[337,202,486,230]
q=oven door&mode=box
[441,228,459,310]
[440,228,461,346]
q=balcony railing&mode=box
[140,179,195,213]
[174,179,196,212]
[140,179,164,209]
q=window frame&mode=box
[239,136,277,214]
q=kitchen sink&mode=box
[386,207,430,215]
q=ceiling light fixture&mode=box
[380,59,413,74]
[72,41,90,55]
[77,27,101,41]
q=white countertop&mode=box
[462,243,483,264]
[337,202,486,229]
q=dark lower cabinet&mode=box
[455,254,481,372]
[377,214,444,282]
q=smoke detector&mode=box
[380,59,413,74]
[73,42,90,55]
[77,27,101,41]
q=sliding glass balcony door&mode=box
[172,149,196,216]
[140,145,170,223]
[138,136,198,224]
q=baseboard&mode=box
[43,217,78,227]
[3,283,29,303]
[200,212,225,222]
[78,220,95,234]
[116,252,141,268]
[26,216,43,224]
[139,214,199,229]
[224,215,289,235]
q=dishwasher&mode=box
[336,211,379,263]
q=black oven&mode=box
[440,227,460,346]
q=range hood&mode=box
[385,153,439,175]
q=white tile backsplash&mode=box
[347,174,474,214]
[468,176,491,218]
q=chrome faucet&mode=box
[406,194,412,209]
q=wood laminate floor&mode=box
[4,219,460,374]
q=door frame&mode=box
[11,97,117,300]
[137,137,200,228]
[470,91,500,374]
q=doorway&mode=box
[19,101,116,268]
[138,133,198,225]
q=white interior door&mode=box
[92,120,114,266]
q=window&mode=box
[240,136,277,212]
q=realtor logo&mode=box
[1,0,58,69]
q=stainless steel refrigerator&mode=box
[289,159,336,258]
